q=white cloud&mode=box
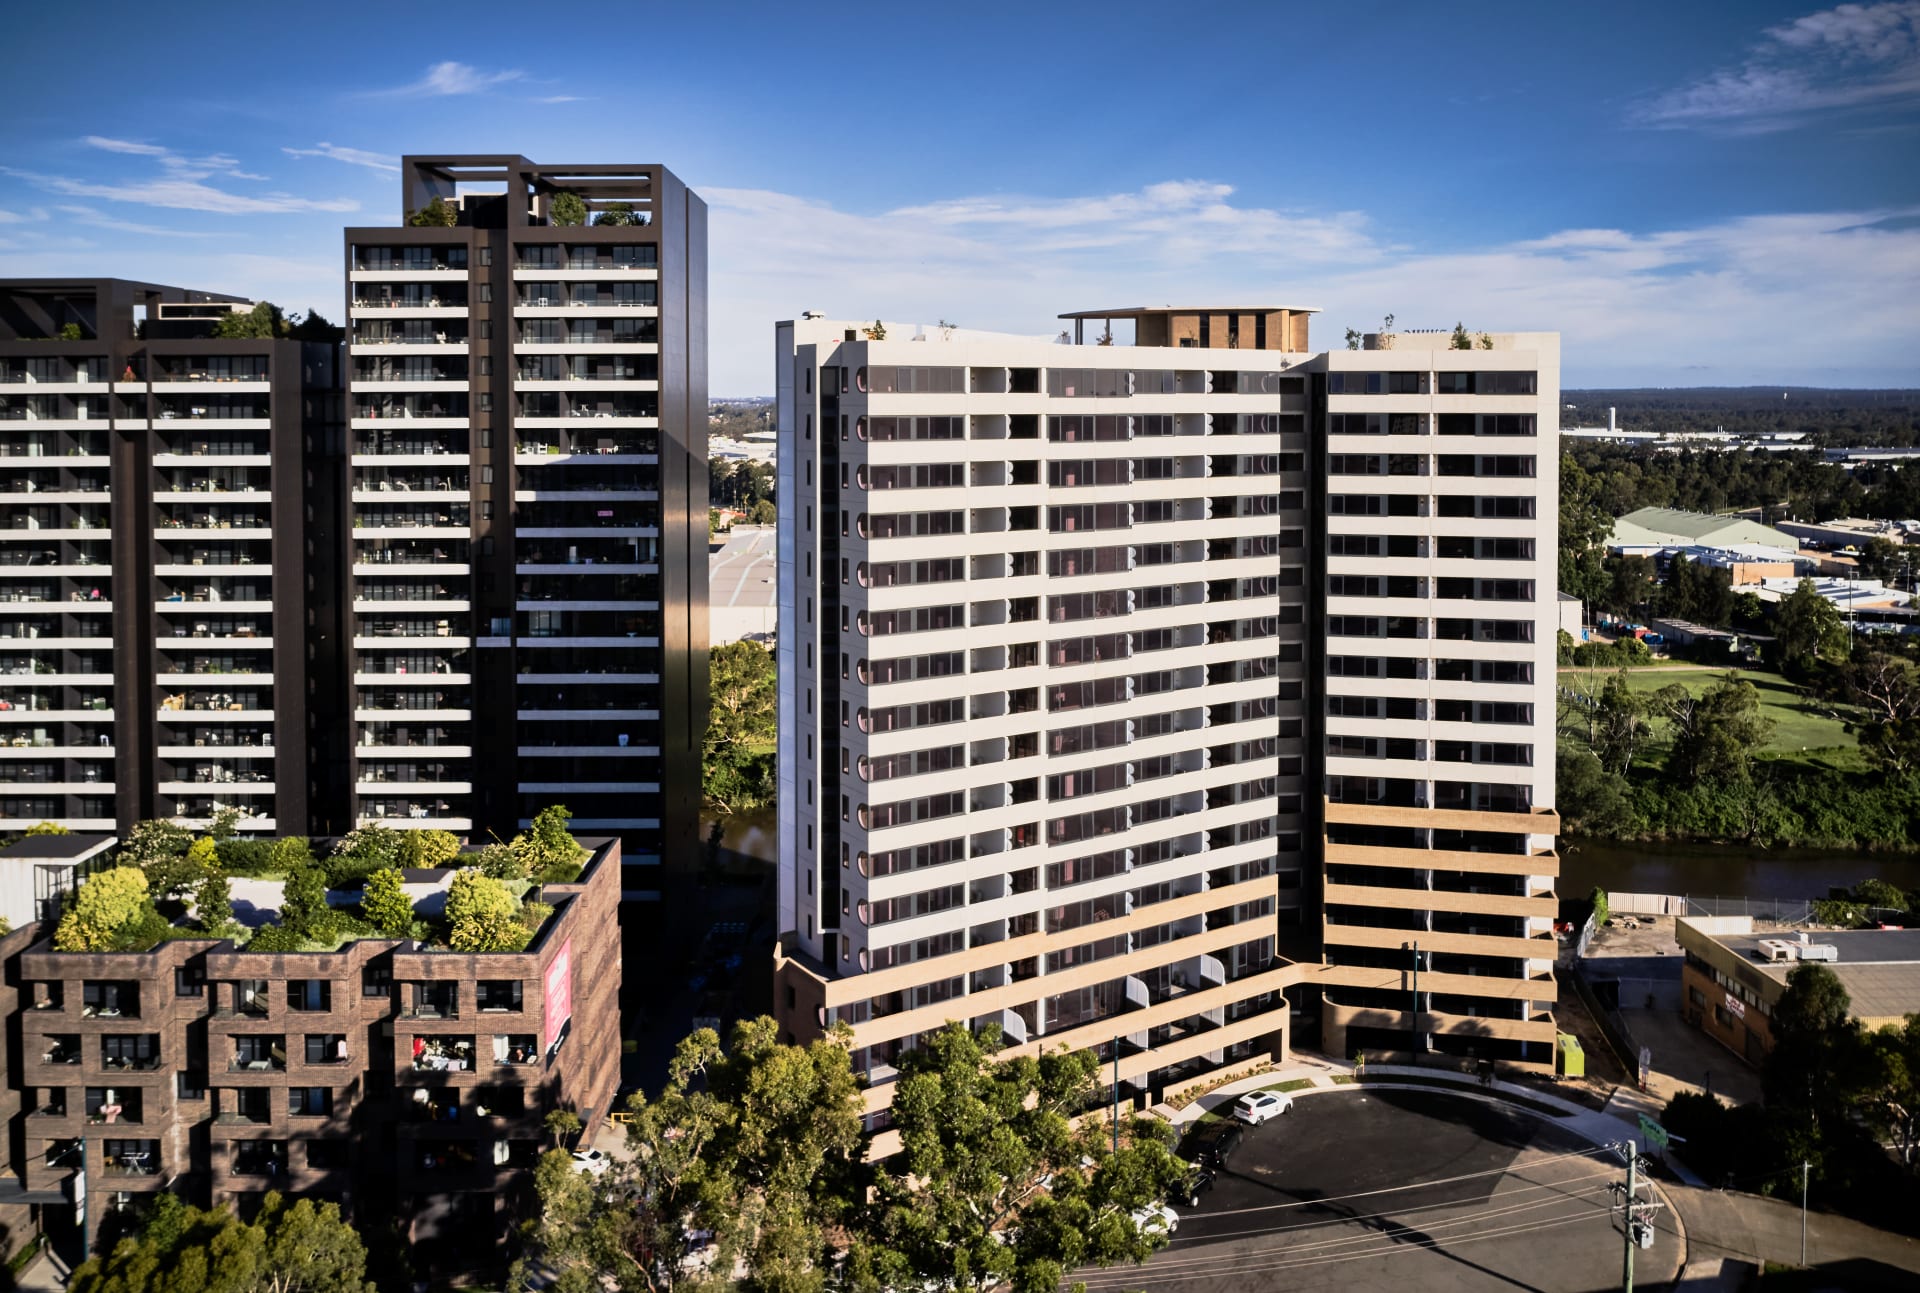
[283,142,401,174]
[378,61,523,96]
[1638,1,1920,130]
[532,95,587,104]
[0,207,49,224]
[701,180,1920,393]
[53,204,217,237]
[3,165,358,215]
[82,136,169,157]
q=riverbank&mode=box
[1560,837,1920,903]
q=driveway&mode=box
[1621,1009,1764,1108]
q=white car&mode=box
[1130,1203,1179,1235]
[570,1149,612,1176]
[1232,1091,1295,1125]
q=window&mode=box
[362,965,392,998]
[177,1071,206,1100]
[174,965,205,997]
[290,1087,333,1117]
[306,1140,349,1169]
[305,1034,348,1064]
[476,981,524,1012]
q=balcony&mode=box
[229,1037,286,1073]
[411,1035,477,1073]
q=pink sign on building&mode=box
[544,937,574,1051]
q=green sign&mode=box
[1638,1114,1671,1149]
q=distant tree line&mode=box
[1567,387,1920,448]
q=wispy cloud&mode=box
[5,142,356,215]
[53,204,216,237]
[1636,1,1920,131]
[377,61,523,97]
[82,136,169,157]
[283,142,400,174]
[532,95,586,104]
[701,180,1920,392]
[0,207,50,224]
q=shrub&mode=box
[478,841,528,881]
[397,829,461,869]
[53,868,154,951]
[1589,887,1610,927]
[186,836,219,870]
[24,820,69,837]
[518,900,554,940]
[269,836,315,872]
[245,923,304,953]
[533,858,583,886]
[520,804,582,876]
[331,826,400,869]
[446,871,525,952]
[405,196,457,228]
[194,870,234,934]
[362,868,416,939]
[281,863,335,942]
[217,838,275,875]
[548,191,588,227]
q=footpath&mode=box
[1155,1052,1920,1291]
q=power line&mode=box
[1173,1144,1615,1221]
[1151,1163,1616,1250]
[1077,1209,1608,1288]
[1078,1180,1614,1284]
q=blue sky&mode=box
[3,0,1918,393]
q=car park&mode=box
[1232,1090,1294,1125]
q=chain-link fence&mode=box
[1684,894,1815,925]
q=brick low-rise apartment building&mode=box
[0,836,622,1266]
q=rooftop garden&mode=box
[46,805,590,956]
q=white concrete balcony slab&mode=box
[358,815,473,831]
[2,491,110,505]
[513,452,654,467]
[512,342,657,355]
[512,304,658,318]
[0,419,109,432]
[355,780,471,793]
[155,600,272,613]
[0,709,111,722]
[158,745,274,759]
[350,379,468,394]
[511,268,658,281]
[150,381,271,396]
[0,564,108,578]
[354,671,470,686]
[154,489,269,503]
[350,562,471,577]
[353,708,471,722]
[159,780,276,795]
[0,744,113,757]
[514,380,658,393]
[348,306,468,320]
[154,671,273,685]
[351,635,471,649]
[0,378,110,393]
[348,418,468,433]
[350,491,469,505]
[0,453,110,468]
[149,457,272,470]
[0,781,112,794]
[514,415,657,429]
[359,744,471,759]
[512,490,655,504]
[352,525,470,540]
[0,671,113,685]
[154,527,272,541]
[349,453,470,467]
[351,599,470,613]
[349,268,468,283]
[349,341,469,357]
[155,708,270,722]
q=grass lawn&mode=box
[1560,665,1864,771]
[1263,1078,1316,1093]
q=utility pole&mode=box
[1801,1160,1809,1267]
[1409,940,1421,1064]
[1611,1139,1663,1293]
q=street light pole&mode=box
[1409,940,1421,1065]
[1622,1142,1637,1293]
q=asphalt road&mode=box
[1078,1090,1680,1293]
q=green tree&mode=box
[281,861,334,942]
[24,820,71,836]
[704,640,777,814]
[1589,887,1610,927]
[405,196,457,227]
[476,840,529,881]
[186,835,219,872]
[210,301,286,339]
[517,1018,863,1293]
[118,819,197,900]
[1449,321,1471,350]
[854,1023,1187,1293]
[70,1189,375,1293]
[445,870,524,951]
[748,498,777,526]
[548,190,589,227]
[206,805,242,841]
[361,867,415,938]
[517,804,583,881]
[1863,1014,1920,1169]
[1763,961,1867,1163]
[194,868,234,935]
[1775,578,1850,674]
[56,322,84,341]
[592,201,636,226]
[1592,671,1652,774]
[53,868,155,952]
[395,827,460,870]
[1846,650,1920,776]
[1553,746,1631,836]
[1654,674,1775,785]
[269,835,316,873]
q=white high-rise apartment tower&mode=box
[773,309,1561,1133]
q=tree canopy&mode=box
[704,640,777,815]
[70,1190,375,1293]
[445,871,524,951]
[54,867,164,952]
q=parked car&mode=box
[1232,1091,1295,1125]
[1173,1167,1215,1208]
[1178,1120,1243,1169]
[1130,1203,1179,1235]
[570,1149,612,1176]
